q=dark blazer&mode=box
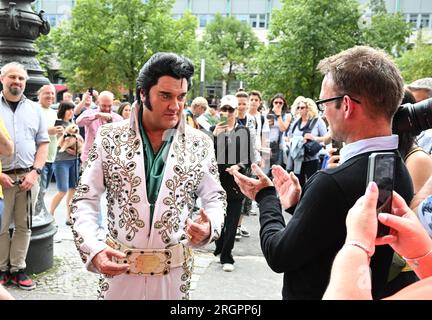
[257,150,413,300]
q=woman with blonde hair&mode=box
[287,96,327,187]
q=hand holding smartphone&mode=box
[54,119,63,127]
[366,152,396,237]
[219,115,228,125]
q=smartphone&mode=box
[54,119,63,127]
[88,87,93,96]
[266,114,276,121]
[219,115,228,125]
[332,139,343,156]
[366,152,396,237]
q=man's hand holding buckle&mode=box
[186,209,211,245]
[92,246,129,276]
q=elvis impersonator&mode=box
[71,52,226,299]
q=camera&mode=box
[392,97,432,135]
[88,87,93,96]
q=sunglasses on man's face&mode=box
[220,106,235,113]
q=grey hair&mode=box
[1,62,29,79]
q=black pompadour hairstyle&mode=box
[136,52,194,110]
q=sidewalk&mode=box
[5,182,283,300]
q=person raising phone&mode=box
[323,182,432,300]
[210,95,253,272]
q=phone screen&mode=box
[367,153,395,237]
[219,115,228,125]
[54,120,63,127]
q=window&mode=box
[420,14,430,29]
[408,13,418,29]
[250,14,257,28]
[259,14,266,28]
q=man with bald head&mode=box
[0,62,49,290]
[76,90,124,166]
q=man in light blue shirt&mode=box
[0,62,49,290]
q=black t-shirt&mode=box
[6,99,19,112]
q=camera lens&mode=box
[393,98,432,135]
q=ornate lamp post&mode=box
[0,0,56,274]
[0,0,51,100]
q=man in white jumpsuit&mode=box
[71,52,226,299]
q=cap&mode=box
[220,95,237,110]
[407,78,432,91]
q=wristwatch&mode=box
[31,166,42,175]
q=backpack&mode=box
[292,117,322,157]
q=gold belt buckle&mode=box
[124,250,171,276]
[135,254,161,274]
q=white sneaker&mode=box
[239,225,250,237]
[222,263,235,272]
[235,226,241,241]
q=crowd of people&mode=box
[0,44,431,300]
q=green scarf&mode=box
[138,106,174,222]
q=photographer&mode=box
[395,89,432,194]
[266,94,292,175]
[211,95,253,272]
[74,88,98,139]
[407,78,432,154]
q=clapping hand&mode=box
[232,163,273,200]
[271,165,302,209]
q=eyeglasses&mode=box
[315,95,361,112]
[297,106,307,110]
[273,101,284,105]
[220,106,235,113]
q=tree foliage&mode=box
[245,0,361,103]
[397,35,432,83]
[47,0,197,100]
[35,32,57,82]
[360,0,412,57]
[202,14,261,92]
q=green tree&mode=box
[35,32,57,83]
[360,0,412,57]
[397,36,432,83]
[47,0,197,101]
[245,0,361,103]
[202,14,261,93]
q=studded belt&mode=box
[106,237,192,276]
